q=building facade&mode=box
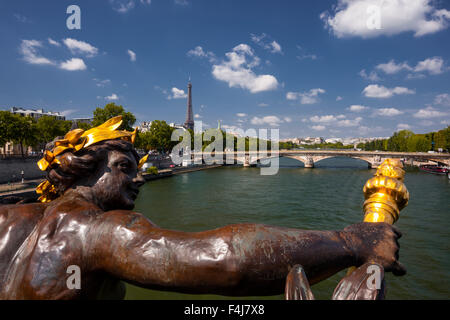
[10,107,65,120]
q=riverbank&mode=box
[171,164,223,175]
[0,164,224,204]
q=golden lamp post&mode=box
[285,158,410,300]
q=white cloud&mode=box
[270,41,282,54]
[20,40,55,65]
[413,106,447,118]
[321,0,450,38]
[296,45,317,60]
[93,78,111,87]
[127,49,136,62]
[167,87,187,100]
[258,103,269,107]
[310,115,338,123]
[284,117,292,123]
[359,69,381,81]
[414,57,445,75]
[61,109,78,117]
[251,116,284,127]
[406,73,427,80]
[375,57,446,76]
[397,123,411,130]
[347,104,369,112]
[312,125,326,131]
[297,54,318,61]
[48,38,60,47]
[376,60,412,74]
[336,96,343,101]
[362,84,415,98]
[286,92,298,101]
[187,46,205,57]
[111,0,136,13]
[232,43,254,56]
[110,0,151,12]
[373,108,404,116]
[337,117,362,127]
[14,13,29,23]
[308,114,362,127]
[194,114,202,119]
[250,33,283,54]
[59,58,87,71]
[236,113,247,117]
[187,46,216,63]
[286,88,326,104]
[212,44,278,93]
[434,93,450,106]
[63,38,98,57]
[105,93,119,101]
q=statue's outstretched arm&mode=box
[87,210,401,296]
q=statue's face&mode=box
[89,149,145,210]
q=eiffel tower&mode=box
[183,80,194,131]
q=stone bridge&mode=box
[191,150,450,168]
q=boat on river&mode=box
[419,164,449,175]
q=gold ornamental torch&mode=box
[332,158,410,300]
[285,158,410,300]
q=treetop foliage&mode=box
[92,103,136,131]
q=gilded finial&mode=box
[362,159,409,224]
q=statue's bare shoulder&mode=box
[0,203,47,266]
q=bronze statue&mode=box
[0,117,405,300]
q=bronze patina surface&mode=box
[0,119,405,300]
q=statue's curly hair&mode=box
[44,139,140,196]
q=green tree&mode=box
[445,126,450,151]
[77,121,92,131]
[10,115,38,157]
[0,111,16,146]
[434,128,447,150]
[415,135,431,152]
[136,120,175,153]
[388,130,414,151]
[35,116,71,144]
[0,112,40,156]
[92,103,136,131]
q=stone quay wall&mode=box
[0,157,46,184]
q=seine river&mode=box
[126,157,450,300]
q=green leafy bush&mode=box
[146,166,158,175]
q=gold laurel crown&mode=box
[36,116,148,203]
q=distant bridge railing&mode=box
[188,150,450,168]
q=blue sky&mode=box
[1,0,450,139]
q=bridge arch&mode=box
[279,154,376,168]
[312,155,373,167]
[248,155,279,165]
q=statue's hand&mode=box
[343,222,406,276]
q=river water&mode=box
[126,157,450,300]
